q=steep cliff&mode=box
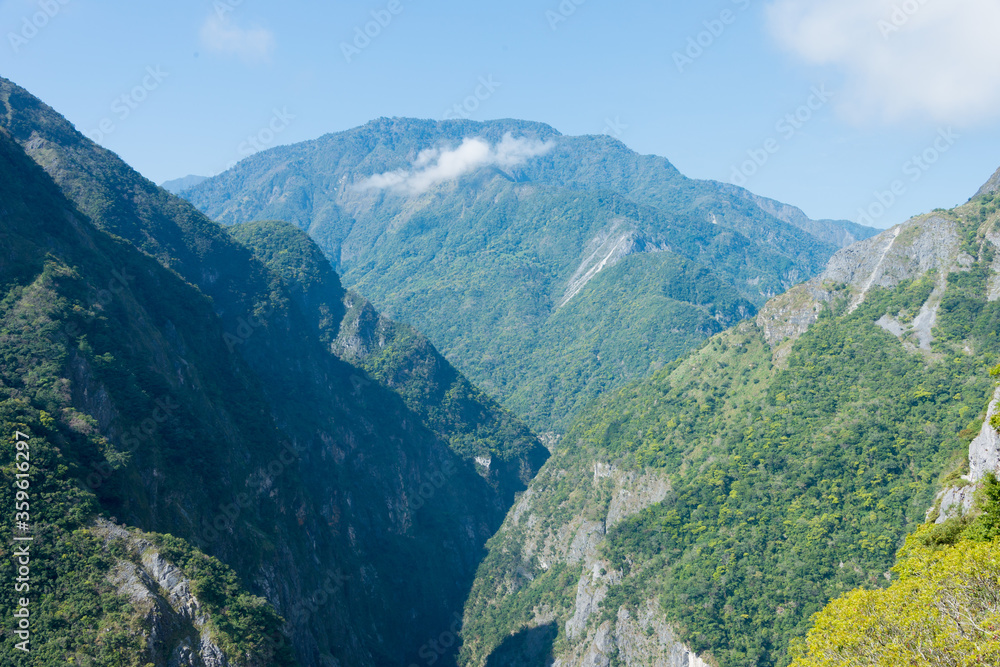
[460,188,1000,666]
[0,78,546,666]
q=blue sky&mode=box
[3,0,1000,228]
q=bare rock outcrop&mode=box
[935,385,1000,523]
[95,519,253,667]
[757,215,967,348]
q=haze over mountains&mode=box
[2,71,1000,667]
[185,118,878,433]
[160,174,208,195]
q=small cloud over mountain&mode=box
[359,134,555,195]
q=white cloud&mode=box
[359,134,555,195]
[766,0,1000,125]
[200,15,275,63]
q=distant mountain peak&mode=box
[160,174,208,194]
[975,165,1000,198]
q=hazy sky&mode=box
[3,0,1000,228]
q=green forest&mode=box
[461,200,1000,667]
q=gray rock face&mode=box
[507,460,707,667]
[559,223,644,307]
[566,574,606,640]
[606,472,670,529]
[969,386,1000,482]
[614,601,712,667]
[96,519,258,667]
[566,522,606,566]
[935,485,978,524]
[556,598,711,667]
[757,215,966,347]
[936,385,1000,523]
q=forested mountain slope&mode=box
[0,77,546,666]
[185,118,878,433]
[459,187,1000,667]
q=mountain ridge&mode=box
[458,196,1000,666]
[161,174,208,195]
[185,117,879,434]
[0,76,547,666]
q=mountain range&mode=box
[0,76,546,666]
[184,118,878,434]
[1,73,998,667]
[458,191,1000,665]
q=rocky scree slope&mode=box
[185,118,878,434]
[458,188,1000,667]
[0,78,547,666]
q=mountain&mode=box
[184,118,879,434]
[789,173,1000,667]
[790,411,1000,666]
[713,183,879,249]
[457,186,1000,666]
[0,77,547,666]
[160,174,208,195]
[975,165,1000,198]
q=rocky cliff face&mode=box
[0,78,545,666]
[756,214,972,351]
[97,520,246,667]
[460,451,710,667]
[461,189,1000,667]
[975,166,1000,198]
[934,385,1000,522]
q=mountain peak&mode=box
[160,174,208,194]
[975,165,1000,198]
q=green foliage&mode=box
[595,287,994,666]
[155,534,296,664]
[962,473,1000,542]
[460,555,582,666]
[463,261,1000,667]
[790,477,1000,666]
[187,118,874,433]
[230,219,544,467]
[1,81,552,666]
